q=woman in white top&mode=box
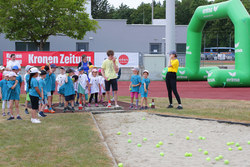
[6,54,21,71]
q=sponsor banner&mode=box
[3,51,94,66]
[94,52,139,67]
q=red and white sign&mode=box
[95,52,139,67]
[3,51,94,67]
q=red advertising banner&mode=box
[3,51,94,67]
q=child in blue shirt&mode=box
[140,70,151,110]
[6,72,21,120]
[44,64,55,113]
[64,68,76,113]
[129,68,141,110]
[0,71,10,116]
[50,64,57,107]
[38,70,48,118]
[29,67,42,124]
[12,65,22,96]
[24,65,33,114]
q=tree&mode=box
[112,3,135,24]
[0,0,98,51]
[130,3,152,24]
[91,0,114,19]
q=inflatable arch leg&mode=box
[162,0,250,87]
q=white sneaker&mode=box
[107,103,112,108]
[115,105,120,108]
[31,119,41,124]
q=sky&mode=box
[108,0,164,9]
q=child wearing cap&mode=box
[140,70,151,110]
[12,65,22,99]
[129,68,141,110]
[44,63,55,113]
[88,69,100,107]
[24,65,33,114]
[50,64,57,106]
[98,69,106,105]
[63,68,76,112]
[38,70,48,118]
[0,71,10,116]
[6,72,21,120]
[0,66,5,81]
[56,67,66,107]
[28,67,42,123]
[78,67,89,109]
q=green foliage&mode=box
[0,0,98,50]
[91,0,114,19]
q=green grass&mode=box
[0,95,112,167]
[119,96,250,123]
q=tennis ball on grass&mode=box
[159,141,163,145]
[186,136,190,140]
[238,146,242,151]
[204,151,208,155]
[117,132,121,135]
[228,147,232,151]
[128,139,132,143]
[128,132,132,135]
[156,144,160,148]
[137,144,142,147]
[224,160,229,165]
[160,152,164,156]
[206,157,211,161]
[118,163,123,167]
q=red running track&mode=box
[117,81,250,101]
[21,81,250,101]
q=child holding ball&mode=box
[140,70,150,110]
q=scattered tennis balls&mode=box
[159,141,163,145]
[204,151,208,155]
[189,130,193,133]
[248,141,250,145]
[137,144,142,147]
[142,117,146,120]
[235,143,240,147]
[231,142,234,145]
[118,163,123,167]
[224,160,229,165]
[156,144,160,148]
[128,139,132,143]
[128,132,132,135]
[227,142,231,146]
[117,132,121,135]
[160,152,164,156]
[215,157,220,161]
[238,146,242,151]
[199,136,203,140]
[228,147,232,151]
[206,157,211,161]
[186,136,190,140]
[170,133,174,136]
[202,137,206,140]
[185,152,192,157]
[219,155,223,160]
[143,138,147,141]
[198,148,202,152]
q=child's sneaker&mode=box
[177,105,183,110]
[167,104,173,108]
[25,108,29,114]
[71,107,75,113]
[31,118,41,124]
[2,112,6,116]
[63,107,67,113]
[139,107,144,110]
[49,109,55,113]
[7,112,10,115]
[7,116,15,120]
[134,106,138,110]
[88,103,91,107]
[144,106,149,110]
[129,105,133,110]
[16,116,22,120]
[95,104,99,107]
[38,112,47,117]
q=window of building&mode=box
[150,43,162,54]
[76,42,89,51]
[15,42,50,51]
[176,43,186,54]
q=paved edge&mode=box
[90,112,118,167]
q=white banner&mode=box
[94,52,139,67]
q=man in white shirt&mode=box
[6,54,21,71]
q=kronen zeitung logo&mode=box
[203,6,219,14]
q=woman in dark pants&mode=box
[166,50,183,109]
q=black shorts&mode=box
[51,91,55,95]
[105,79,118,91]
[65,95,75,102]
[29,95,39,110]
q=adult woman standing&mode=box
[166,50,183,109]
[77,55,92,75]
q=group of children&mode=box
[129,68,150,110]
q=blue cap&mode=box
[51,64,57,68]
[78,67,84,71]
[168,50,177,55]
[12,65,19,70]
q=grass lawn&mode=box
[0,96,112,167]
[119,96,250,123]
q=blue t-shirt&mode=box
[130,75,141,93]
[140,78,151,93]
[25,74,30,93]
[7,80,20,100]
[16,74,22,94]
[0,79,9,100]
[39,78,47,100]
[45,73,52,92]
[29,78,40,97]
[64,76,75,96]
[51,73,56,91]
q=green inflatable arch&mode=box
[162,0,250,87]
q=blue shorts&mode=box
[140,91,148,98]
